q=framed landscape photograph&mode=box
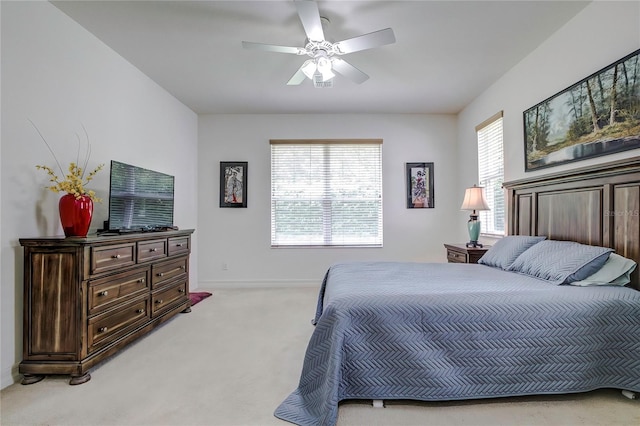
[523,49,640,171]
[220,161,247,208]
[405,162,434,208]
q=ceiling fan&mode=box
[242,0,396,87]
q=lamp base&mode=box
[466,215,483,248]
[466,241,484,248]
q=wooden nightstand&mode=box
[444,243,490,264]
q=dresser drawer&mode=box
[88,269,150,315]
[152,281,187,317]
[137,239,167,263]
[91,243,136,275]
[447,249,468,263]
[151,257,188,289]
[168,237,190,256]
[87,297,149,353]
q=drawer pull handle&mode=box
[155,299,163,304]
[180,266,185,270]
[178,288,185,293]
[136,309,145,314]
[137,278,145,283]
[150,248,158,252]
[176,243,183,247]
[98,327,108,333]
[157,272,164,277]
[98,291,108,297]
[111,254,121,259]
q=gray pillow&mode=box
[507,240,613,285]
[478,235,547,270]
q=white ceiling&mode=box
[51,1,589,114]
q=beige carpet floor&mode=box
[1,287,638,426]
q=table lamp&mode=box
[460,185,490,248]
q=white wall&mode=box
[0,2,198,388]
[458,1,640,196]
[198,114,460,286]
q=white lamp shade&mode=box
[301,60,317,79]
[460,185,489,211]
[317,57,335,81]
[302,57,335,82]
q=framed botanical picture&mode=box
[405,162,434,208]
[523,49,640,171]
[220,161,247,208]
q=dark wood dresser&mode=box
[19,229,194,385]
[444,243,490,264]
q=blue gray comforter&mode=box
[275,262,640,426]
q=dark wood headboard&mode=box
[504,156,640,290]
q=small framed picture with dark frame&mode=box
[220,161,247,208]
[405,162,434,208]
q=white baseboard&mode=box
[1,365,19,390]
[195,279,318,289]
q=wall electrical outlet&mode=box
[222,262,228,271]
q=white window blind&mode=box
[476,112,505,235]
[270,139,383,247]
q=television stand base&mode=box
[97,226,179,236]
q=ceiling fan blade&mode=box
[331,58,369,84]
[295,0,325,42]
[287,66,307,85]
[242,41,305,55]
[334,28,396,54]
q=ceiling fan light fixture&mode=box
[301,59,317,79]
[316,56,334,81]
[319,68,335,81]
[316,56,330,71]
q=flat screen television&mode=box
[104,160,175,233]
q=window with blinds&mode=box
[270,139,383,247]
[476,112,505,235]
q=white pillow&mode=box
[569,253,637,286]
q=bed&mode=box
[275,156,640,426]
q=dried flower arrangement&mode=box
[31,120,105,202]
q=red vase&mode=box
[59,193,93,237]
